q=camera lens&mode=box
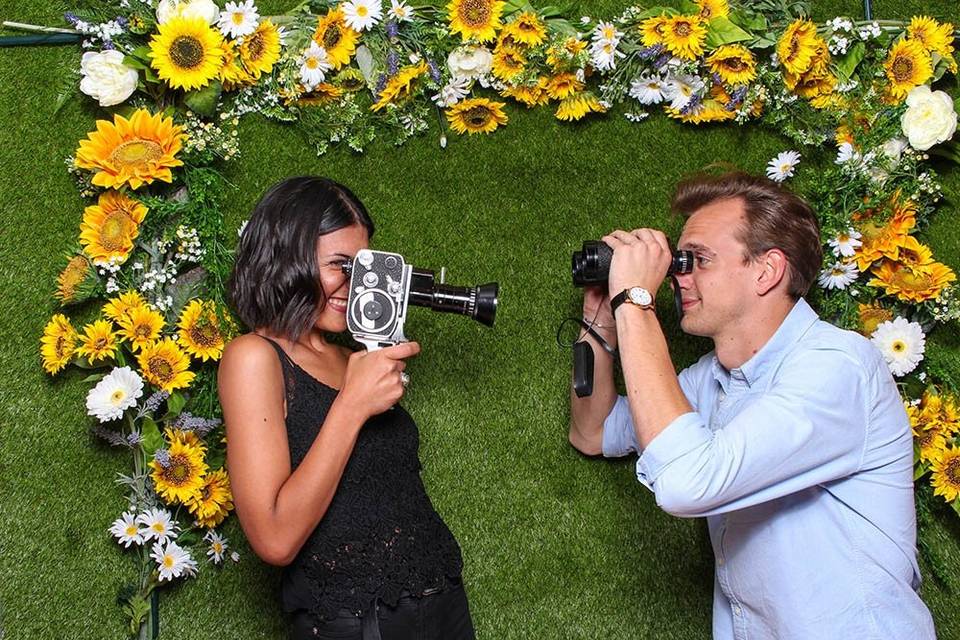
[572,241,612,287]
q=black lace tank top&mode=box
[262,338,464,622]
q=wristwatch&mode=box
[611,286,655,314]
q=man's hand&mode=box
[601,229,673,304]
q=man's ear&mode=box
[756,248,788,296]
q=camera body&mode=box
[343,249,499,351]
[572,240,693,287]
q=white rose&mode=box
[901,85,958,151]
[157,0,220,25]
[447,46,492,80]
[79,50,139,107]
[881,137,908,162]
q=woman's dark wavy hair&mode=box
[228,177,375,340]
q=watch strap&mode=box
[610,289,630,314]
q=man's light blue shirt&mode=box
[602,298,935,639]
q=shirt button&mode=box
[717,557,724,566]
[733,605,742,616]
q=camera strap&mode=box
[671,274,684,321]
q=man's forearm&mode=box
[615,306,692,448]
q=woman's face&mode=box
[314,223,370,333]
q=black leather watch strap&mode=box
[610,289,630,314]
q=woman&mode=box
[218,177,473,640]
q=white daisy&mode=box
[432,75,471,107]
[592,21,621,46]
[299,41,331,90]
[136,508,179,544]
[871,316,926,377]
[230,551,241,562]
[204,530,229,564]
[342,0,382,32]
[589,40,624,72]
[217,0,259,39]
[662,75,704,111]
[388,0,413,22]
[817,261,859,290]
[629,73,665,105]
[86,367,144,423]
[835,141,859,165]
[766,150,801,182]
[109,512,143,548]
[151,540,198,582]
[828,228,863,257]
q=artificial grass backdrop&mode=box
[2,0,959,638]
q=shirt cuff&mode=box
[635,412,711,489]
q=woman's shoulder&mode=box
[220,332,283,373]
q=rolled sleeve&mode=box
[635,412,711,489]
[601,395,639,457]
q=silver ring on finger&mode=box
[400,371,410,387]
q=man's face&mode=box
[674,198,759,339]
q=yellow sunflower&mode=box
[907,16,955,59]
[150,429,207,505]
[240,19,281,79]
[313,8,360,69]
[810,93,848,110]
[915,424,948,464]
[666,100,736,124]
[40,314,78,374]
[149,15,224,91]
[76,319,119,364]
[138,338,195,392]
[555,92,605,121]
[103,290,148,323]
[696,0,729,20]
[372,61,429,112]
[504,12,546,46]
[868,259,956,303]
[639,15,669,48]
[117,305,165,352]
[931,446,960,503]
[56,255,92,304]
[707,45,757,85]
[546,37,587,70]
[177,299,225,361]
[446,98,508,134]
[857,301,893,336]
[777,19,820,75]
[448,0,504,43]
[74,109,185,191]
[895,236,934,269]
[492,48,526,82]
[291,82,344,106]
[220,40,257,91]
[853,198,917,270]
[661,15,707,60]
[884,38,933,102]
[500,78,550,107]
[187,468,234,528]
[545,73,584,100]
[79,191,148,265]
[334,68,366,92]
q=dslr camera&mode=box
[342,249,499,351]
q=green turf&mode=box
[1,1,959,638]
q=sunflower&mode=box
[906,16,955,60]
[546,37,587,70]
[334,67,366,92]
[149,15,224,91]
[555,92,605,121]
[240,19,281,79]
[707,45,756,85]
[220,40,257,90]
[292,82,344,106]
[661,15,707,60]
[504,12,546,47]
[545,73,584,100]
[492,47,525,82]
[500,78,549,107]
[313,8,360,69]
[777,19,820,75]
[56,255,92,304]
[150,429,207,505]
[639,15,669,48]
[177,299,225,361]
[810,93,847,110]
[695,0,728,20]
[666,100,736,124]
[857,302,893,336]
[75,109,185,191]
[931,447,960,503]
[448,0,504,43]
[446,98,508,134]
[884,38,933,102]
[40,314,78,374]
[186,468,234,528]
[138,338,195,392]
[371,61,428,111]
[79,191,148,265]
[103,291,149,323]
[76,319,119,364]
[117,305,165,352]
[895,236,935,269]
[853,198,917,271]
[915,424,948,464]
[868,259,956,303]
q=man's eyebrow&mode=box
[680,242,716,256]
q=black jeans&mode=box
[289,580,475,640]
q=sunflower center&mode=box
[110,140,163,169]
[892,267,934,291]
[189,321,221,348]
[323,25,342,49]
[675,22,692,37]
[99,212,130,251]
[464,106,492,127]
[246,33,265,61]
[946,457,960,484]
[55,335,69,358]
[165,456,192,485]
[724,58,746,71]
[149,356,174,382]
[891,340,906,353]
[134,323,154,339]
[892,56,914,82]
[170,35,205,70]
[94,336,109,350]
[460,0,491,27]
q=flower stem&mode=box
[1,21,79,34]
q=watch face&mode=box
[629,287,652,306]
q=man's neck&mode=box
[713,297,798,370]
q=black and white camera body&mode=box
[344,249,413,351]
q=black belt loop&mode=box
[361,600,382,640]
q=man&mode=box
[569,172,935,639]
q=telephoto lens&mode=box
[571,240,693,287]
[408,269,499,327]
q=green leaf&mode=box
[166,391,187,418]
[141,416,163,455]
[80,373,106,384]
[122,55,149,71]
[676,0,699,14]
[634,6,678,20]
[183,80,223,118]
[833,41,866,84]
[729,10,766,32]
[129,45,152,64]
[206,447,226,471]
[705,16,753,49]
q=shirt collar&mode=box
[712,298,819,389]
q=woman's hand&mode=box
[338,341,421,420]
